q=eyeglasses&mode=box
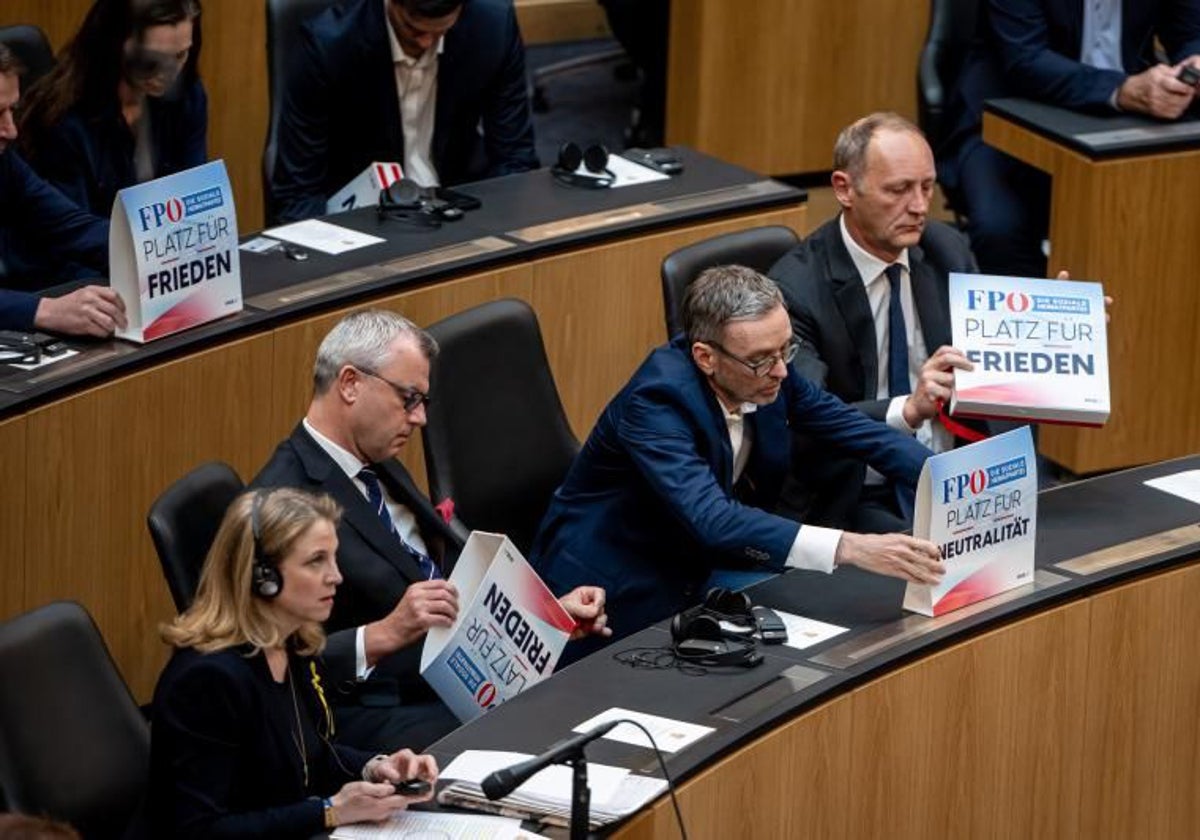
[355,367,431,413]
[708,340,798,378]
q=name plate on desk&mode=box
[109,160,243,343]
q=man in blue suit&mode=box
[530,265,945,646]
[271,0,539,223]
[0,44,125,336]
[940,0,1200,277]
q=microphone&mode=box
[480,720,622,800]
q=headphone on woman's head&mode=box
[250,491,283,599]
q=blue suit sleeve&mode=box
[987,0,1126,110]
[1161,0,1200,62]
[271,25,337,223]
[9,151,108,273]
[616,383,800,568]
[479,4,539,176]
[785,368,930,485]
[0,290,39,330]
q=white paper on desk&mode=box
[238,236,282,254]
[572,707,713,754]
[441,750,629,806]
[1,348,80,370]
[772,610,850,650]
[605,154,670,188]
[331,809,524,840]
[1144,470,1200,506]
[262,219,385,255]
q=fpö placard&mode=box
[109,160,242,343]
[904,427,1037,617]
[948,273,1109,425]
[420,532,576,723]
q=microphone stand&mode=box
[569,752,590,840]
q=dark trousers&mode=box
[944,135,1052,279]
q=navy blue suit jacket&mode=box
[0,148,108,298]
[529,339,931,641]
[23,80,207,218]
[141,646,371,839]
[942,0,1200,171]
[271,0,539,222]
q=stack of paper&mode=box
[437,750,668,830]
[332,810,536,840]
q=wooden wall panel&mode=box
[268,265,536,493]
[0,416,27,624]
[1079,564,1200,839]
[23,333,276,700]
[616,694,855,840]
[667,1,929,175]
[531,205,806,434]
[514,0,610,45]
[845,603,1089,839]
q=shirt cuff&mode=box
[354,626,375,681]
[886,395,918,433]
[1109,84,1123,111]
[785,525,842,574]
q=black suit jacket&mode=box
[271,0,539,222]
[252,424,464,698]
[769,217,977,528]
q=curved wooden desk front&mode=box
[0,162,805,701]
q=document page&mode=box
[572,707,713,753]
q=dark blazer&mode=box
[529,339,931,641]
[252,424,464,697]
[941,0,1200,172]
[23,80,208,217]
[769,217,978,528]
[271,0,539,222]
[142,646,371,840]
[0,149,109,292]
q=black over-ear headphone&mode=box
[552,141,615,189]
[250,490,283,599]
[669,611,763,668]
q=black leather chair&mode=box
[917,0,983,154]
[660,225,800,338]
[147,461,244,611]
[263,0,332,224]
[0,25,55,91]
[0,601,149,838]
[423,299,578,555]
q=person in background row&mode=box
[0,43,124,334]
[270,0,538,222]
[139,488,437,839]
[19,0,206,222]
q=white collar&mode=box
[839,214,910,289]
[302,417,367,481]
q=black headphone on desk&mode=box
[670,589,762,668]
[250,490,283,599]
[552,141,615,189]
[377,178,463,227]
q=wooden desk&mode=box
[983,106,1200,473]
[666,0,928,175]
[0,156,805,701]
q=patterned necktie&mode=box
[885,263,910,398]
[357,467,441,580]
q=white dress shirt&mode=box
[385,0,442,187]
[1081,0,1124,72]
[718,399,842,574]
[303,418,430,678]
[839,216,953,488]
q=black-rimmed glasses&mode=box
[708,340,798,378]
[355,367,431,412]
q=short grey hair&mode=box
[312,309,438,394]
[833,111,922,184]
[682,265,784,344]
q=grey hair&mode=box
[312,309,438,394]
[682,265,784,344]
[833,111,922,184]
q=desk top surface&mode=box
[0,148,803,419]
[986,97,1200,158]
[427,456,1200,826]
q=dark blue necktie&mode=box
[357,467,441,580]
[885,263,910,398]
